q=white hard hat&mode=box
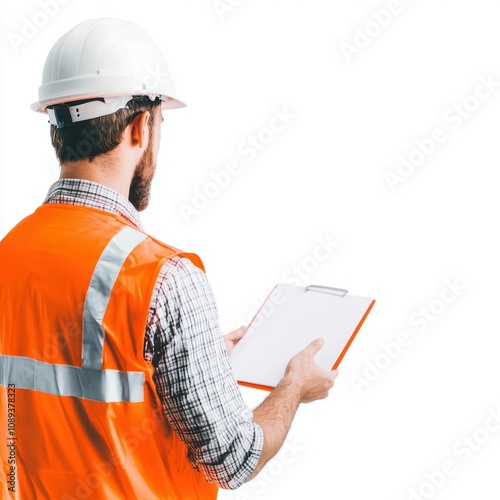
[31,18,185,128]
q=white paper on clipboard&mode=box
[229,283,375,390]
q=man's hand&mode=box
[283,338,338,403]
[223,325,247,356]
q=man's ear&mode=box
[129,111,150,149]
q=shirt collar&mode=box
[43,179,143,230]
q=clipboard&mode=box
[229,283,375,391]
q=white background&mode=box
[1,1,499,499]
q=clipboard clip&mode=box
[306,284,348,297]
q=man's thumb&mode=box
[306,338,324,356]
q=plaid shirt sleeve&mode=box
[144,256,264,490]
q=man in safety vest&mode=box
[0,18,337,499]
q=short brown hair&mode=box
[50,96,161,163]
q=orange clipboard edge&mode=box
[237,380,275,392]
[236,298,376,392]
[332,298,375,370]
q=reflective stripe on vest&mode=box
[83,226,147,370]
[0,226,147,403]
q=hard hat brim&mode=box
[31,94,186,115]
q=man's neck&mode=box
[60,156,133,200]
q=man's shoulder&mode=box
[155,255,207,290]
[140,234,205,275]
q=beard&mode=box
[129,134,155,212]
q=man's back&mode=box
[0,202,217,499]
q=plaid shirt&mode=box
[44,179,263,489]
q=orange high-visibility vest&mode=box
[0,203,218,499]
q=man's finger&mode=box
[232,325,247,341]
[303,338,324,357]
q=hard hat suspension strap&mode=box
[47,96,133,128]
